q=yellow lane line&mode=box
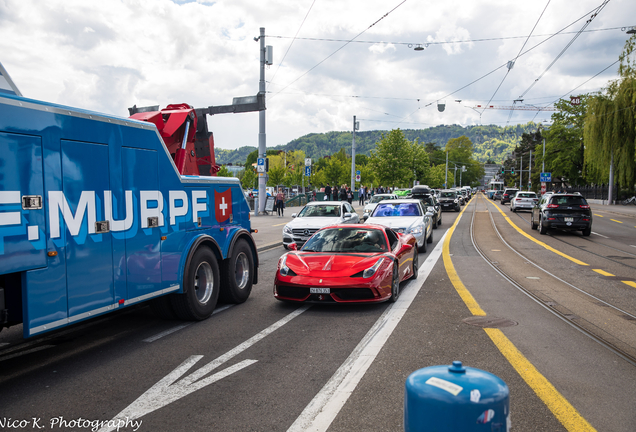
[273,222,287,226]
[443,201,596,432]
[593,269,615,277]
[593,214,603,217]
[488,201,589,266]
[610,219,623,224]
[623,281,636,289]
[484,329,596,432]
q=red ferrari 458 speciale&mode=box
[274,224,418,303]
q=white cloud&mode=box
[1,0,634,150]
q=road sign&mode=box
[305,158,312,166]
[540,172,551,182]
[257,158,265,173]
[356,170,360,175]
[355,174,361,182]
[541,182,546,194]
[305,166,311,176]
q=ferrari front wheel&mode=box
[389,262,400,302]
[410,251,419,280]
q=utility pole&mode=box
[445,151,448,188]
[529,150,532,190]
[520,155,523,189]
[257,27,267,215]
[351,116,358,191]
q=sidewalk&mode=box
[249,200,366,251]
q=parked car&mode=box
[531,193,593,236]
[363,193,398,217]
[282,201,360,249]
[274,224,418,304]
[510,191,538,212]
[363,199,433,252]
[501,188,519,205]
[492,190,503,200]
[438,190,461,211]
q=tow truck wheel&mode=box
[172,246,220,320]
[220,239,254,304]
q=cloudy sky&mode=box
[1,0,634,150]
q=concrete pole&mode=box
[445,151,448,188]
[542,138,545,173]
[520,155,523,190]
[529,150,532,190]
[257,27,266,215]
[608,150,614,204]
[351,115,356,191]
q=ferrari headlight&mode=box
[363,257,385,279]
[279,255,291,276]
[408,225,423,235]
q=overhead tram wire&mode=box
[266,26,628,48]
[517,0,612,100]
[480,0,552,118]
[419,4,611,114]
[529,58,621,124]
[269,0,408,101]
[267,0,317,90]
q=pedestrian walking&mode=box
[325,183,332,201]
[275,188,285,217]
[358,185,365,205]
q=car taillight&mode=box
[546,204,559,208]
[580,205,590,209]
[515,198,521,201]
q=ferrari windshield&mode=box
[302,227,388,253]
[297,204,341,217]
[372,203,421,217]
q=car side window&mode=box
[385,228,399,250]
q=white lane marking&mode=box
[631,245,636,248]
[0,343,9,347]
[99,306,310,432]
[0,345,55,362]
[287,233,447,432]
[591,232,609,238]
[142,304,234,343]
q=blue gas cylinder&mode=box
[404,361,510,432]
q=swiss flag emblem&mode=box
[215,188,233,223]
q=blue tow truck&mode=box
[0,63,258,338]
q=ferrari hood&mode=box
[285,252,386,277]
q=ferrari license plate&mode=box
[564,217,574,222]
[310,287,330,294]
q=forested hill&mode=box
[215,122,540,165]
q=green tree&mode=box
[370,129,412,188]
[536,97,587,187]
[584,34,636,191]
[410,140,430,186]
[217,165,233,178]
[425,164,448,188]
[241,166,257,190]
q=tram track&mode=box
[470,194,636,368]
[510,210,636,270]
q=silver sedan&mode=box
[363,199,434,253]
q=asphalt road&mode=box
[1,195,635,431]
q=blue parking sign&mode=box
[305,166,311,176]
[540,172,551,182]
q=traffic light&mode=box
[511,166,515,175]
[265,157,269,172]
[501,166,505,174]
